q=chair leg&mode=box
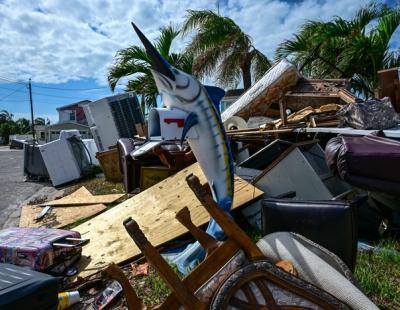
[123,217,206,310]
[103,263,145,310]
[176,207,220,257]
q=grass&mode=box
[127,262,183,306]
[130,267,171,306]
[354,239,400,309]
[64,176,125,196]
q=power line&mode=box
[32,91,91,100]
[0,85,28,92]
[0,85,27,101]
[0,76,27,85]
[33,84,110,91]
[0,85,89,100]
[0,99,30,102]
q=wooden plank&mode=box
[39,186,124,206]
[75,163,263,278]
[19,204,107,228]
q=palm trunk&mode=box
[241,62,252,90]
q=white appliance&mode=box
[132,108,198,157]
[82,139,99,166]
[81,92,144,152]
[39,130,92,187]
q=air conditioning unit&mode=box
[82,92,145,151]
[39,130,93,187]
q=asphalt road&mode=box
[0,146,45,228]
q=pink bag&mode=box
[0,227,88,273]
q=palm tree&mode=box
[16,118,30,134]
[108,25,193,110]
[34,117,45,126]
[181,10,271,90]
[0,110,13,123]
[276,2,400,97]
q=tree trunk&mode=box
[241,62,252,90]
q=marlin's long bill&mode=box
[130,22,175,81]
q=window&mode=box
[69,111,76,121]
[40,132,45,139]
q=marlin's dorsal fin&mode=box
[181,112,198,144]
[204,85,225,116]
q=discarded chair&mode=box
[106,174,352,309]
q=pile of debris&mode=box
[1,59,399,310]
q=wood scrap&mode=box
[38,186,124,206]
[130,262,149,277]
[19,204,107,228]
[74,163,263,278]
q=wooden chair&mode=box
[105,174,350,309]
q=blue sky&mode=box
[0,0,398,123]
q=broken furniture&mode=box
[276,79,358,128]
[261,198,358,270]
[257,232,379,310]
[237,140,351,199]
[117,138,194,193]
[275,103,342,129]
[73,163,263,278]
[39,130,93,187]
[96,146,123,183]
[325,134,400,196]
[23,143,49,181]
[0,227,88,275]
[117,174,350,309]
[0,263,59,310]
[282,79,357,112]
[237,139,351,228]
[376,67,400,112]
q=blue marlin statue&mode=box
[131,23,234,273]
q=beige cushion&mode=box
[257,232,378,310]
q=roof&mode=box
[56,100,91,111]
[45,122,90,129]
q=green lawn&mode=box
[355,239,400,309]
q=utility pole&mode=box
[28,78,36,143]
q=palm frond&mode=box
[251,49,272,82]
[156,25,181,58]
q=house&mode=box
[36,100,92,143]
[57,100,90,125]
[220,89,244,112]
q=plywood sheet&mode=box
[39,186,124,206]
[19,204,107,229]
[75,163,263,278]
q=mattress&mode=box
[221,59,301,122]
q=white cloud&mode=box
[0,0,396,86]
